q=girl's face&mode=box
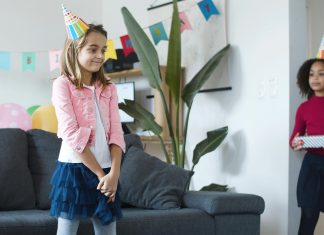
[309,61,324,96]
[77,32,107,78]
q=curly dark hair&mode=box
[297,58,324,99]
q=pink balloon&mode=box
[0,103,32,131]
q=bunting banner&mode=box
[0,0,224,74]
[179,12,192,33]
[120,35,134,57]
[149,22,168,45]
[198,0,220,21]
[105,39,117,61]
[0,52,11,71]
[49,50,62,71]
[22,52,36,72]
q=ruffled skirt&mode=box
[50,161,122,225]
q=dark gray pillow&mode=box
[124,133,143,152]
[0,128,35,210]
[119,146,193,209]
[27,129,61,209]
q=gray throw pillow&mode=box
[27,129,61,209]
[124,133,143,152]
[119,146,193,209]
[0,128,36,210]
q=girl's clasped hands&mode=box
[97,173,118,203]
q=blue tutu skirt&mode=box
[49,161,122,225]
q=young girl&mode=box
[290,58,324,235]
[50,23,125,235]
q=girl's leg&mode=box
[91,217,116,235]
[57,217,80,235]
[298,208,320,235]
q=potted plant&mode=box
[120,0,230,191]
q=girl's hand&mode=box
[97,173,119,203]
[292,132,304,151]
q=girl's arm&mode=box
[97,144,122,203]
[107,83,126,152]
[97,82,125,202]
[109,144,122,178]
[79,146,106,179]
[52,77,91,154]
[289,105,306,150]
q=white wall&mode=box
[307,0,324,57]
[0,0,103,108]
[0,0,322,234]
[103,1,149,45]
[215,1,290,234]
[304,1,324,234]
[288,1,307,235]
[103,1,291,235]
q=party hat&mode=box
[62,4,89,40]
[316,35,324,59]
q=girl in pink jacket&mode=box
[50,10,125,235]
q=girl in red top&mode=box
[290,58,324,235]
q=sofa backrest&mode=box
[0,127,143,211]
[0,128,36,210]
[27,129,62,209]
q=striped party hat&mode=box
[62,4,89,41]
[316,35,324,59]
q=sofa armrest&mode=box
[182,191,265,216]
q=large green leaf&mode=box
[182,45,230,107]
[121,7,161,89]
[119,99,162,135]
[192,126,228,165]
[200,183,228,192]
[165,0,181,104]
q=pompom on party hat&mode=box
[62,4,89,40]
[316,35,324,59]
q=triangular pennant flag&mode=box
[120,35,134,57]
[149,22,168,45]
[317,35,324,59]
[0,52,11,71]
[22,52,36,72]
[179,12,192,33]
[49,50,62,71]
[198,0,220,21]
[105,39,117,61]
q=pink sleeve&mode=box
[52,77,91,153]
[108,83,126,152]
[289,105,306,148]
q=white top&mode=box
[58,85,111,168]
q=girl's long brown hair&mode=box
[60,24,110,89]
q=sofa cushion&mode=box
[27,129,61,209]
[119,146,193,210]
[0,128,35,210]
[118,207,215,235]
[0,210,94,235]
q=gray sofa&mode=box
[0,128,265,235]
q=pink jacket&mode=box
[52,75,125,154]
